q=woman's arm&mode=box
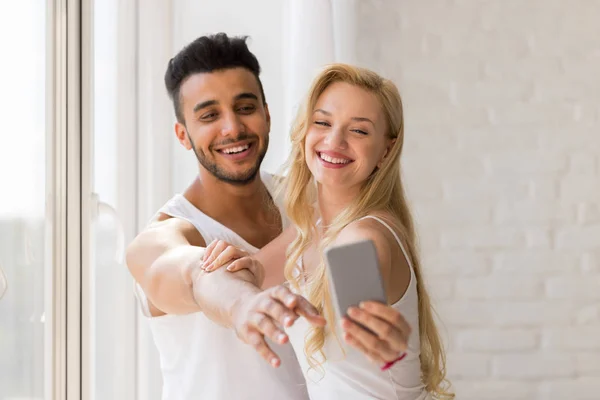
[255,225,297,287]
[332,218,411,304]
[329,217,412,366]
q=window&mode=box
[0,1,47,398]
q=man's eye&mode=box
[201,112,217,120]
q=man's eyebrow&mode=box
[193,93,258,113]
[234,92,259,101]
[193,99,218,113]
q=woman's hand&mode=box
[202,239,249,271]
[341,301,411,367]
[201,239,264,285]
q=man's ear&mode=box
[377,138,396,169]
[175,122,193,150]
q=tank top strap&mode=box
[358,215,414,271]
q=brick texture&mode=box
[356,1,600,398]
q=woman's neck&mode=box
[317,184,359,226]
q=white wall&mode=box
[162,1,600,398]
[171,0,286,192]
[355,1,600,399]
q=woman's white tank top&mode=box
[285,215,431,400]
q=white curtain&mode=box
[283,0,357,154]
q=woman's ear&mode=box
[377,138,396,169]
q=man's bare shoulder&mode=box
[144,213,206,247]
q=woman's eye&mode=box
[352,129,368,135]
[314,121,330,127]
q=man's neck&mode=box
[184,170,274,225]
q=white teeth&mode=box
[319,152,350,164]
[222,144,250,154]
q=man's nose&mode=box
[220,111,245,137]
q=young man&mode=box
[126,33,408,400]
[126,33,317,400]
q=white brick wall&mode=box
[356,1,600,399]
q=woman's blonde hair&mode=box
[279,63,453,398]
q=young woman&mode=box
[203,64,453,399]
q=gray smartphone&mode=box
[324,239,387,323]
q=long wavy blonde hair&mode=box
[279,64,453,398]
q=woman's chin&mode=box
[316,177,355,191]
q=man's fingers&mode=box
[270,285,297,306]
[251,312,289,345]
[246,330,281,368]
[294,297,326,326]
[270,285,326,327]
[258,296,297,327]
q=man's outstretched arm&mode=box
[125,215,262,325]
[126,217,325,366]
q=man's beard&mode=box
[188,132,268,186]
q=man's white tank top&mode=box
[285,215,431,400]
[135,172,308,400]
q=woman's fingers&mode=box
[202,239,219,262]
[341,317,398,363]
[204,245,248,271]
[343,330,385,365]
[225,258,253,272]
[201,240,228,268]
[359,301,411,338]
[347,306,408,355]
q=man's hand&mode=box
[201,239,327,367]
[232,285,326,368]
[341,301,411,366]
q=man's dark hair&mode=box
[164,33,266,123]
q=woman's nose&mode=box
[323,127,347,149]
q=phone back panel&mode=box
[324,239,387,318]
